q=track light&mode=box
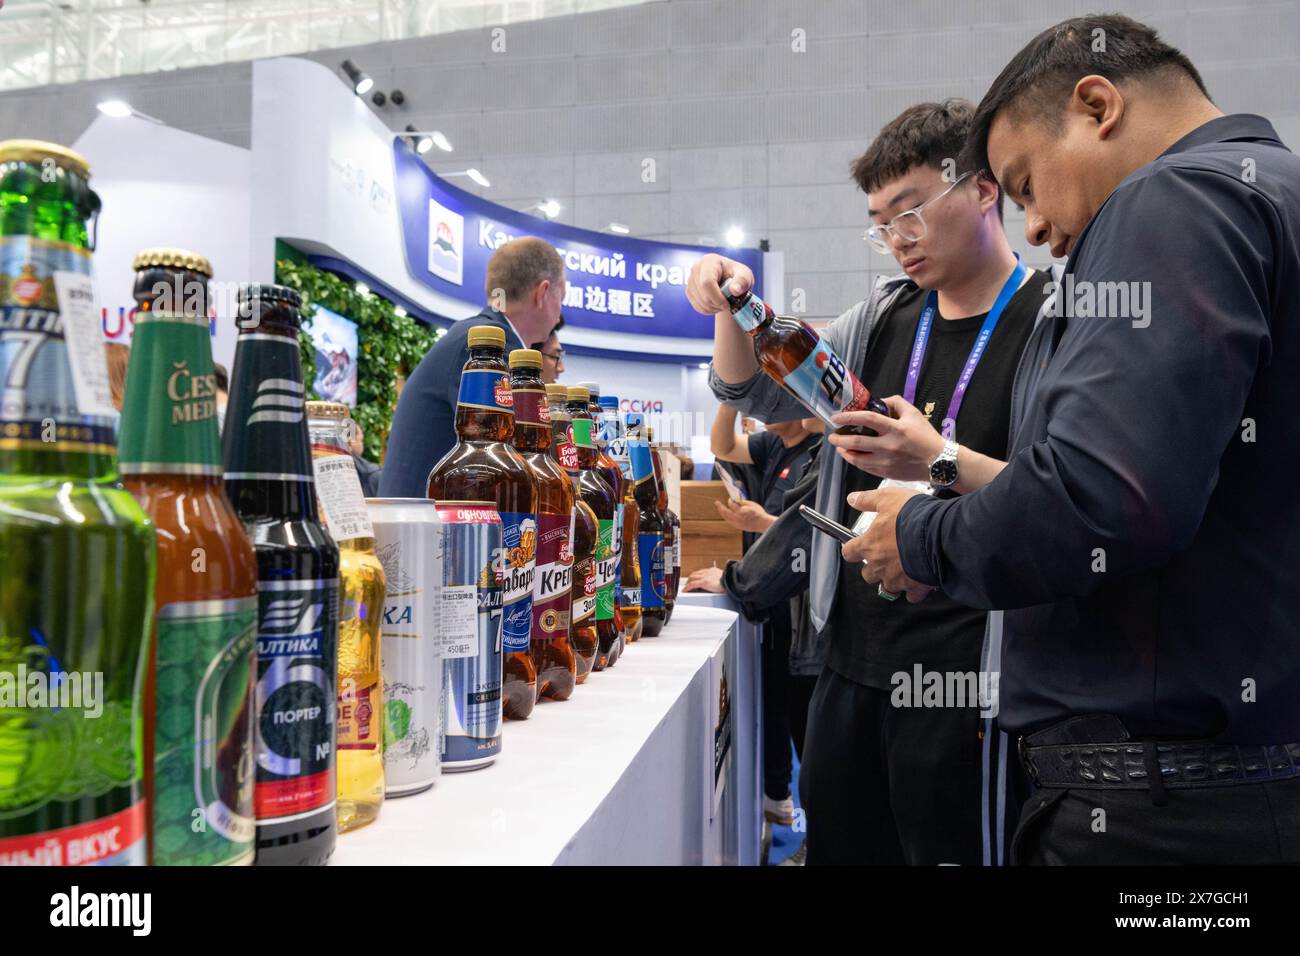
[405,124,433,154]
[341,60,373,96]
[430,131,452,152]
[608,222,630,235]
[371,91,386,107]
[538,199,562,220]
[724,225,745,247]
[440,169,491,188]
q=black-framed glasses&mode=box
[540,348,565,363]
[863,171,974,254]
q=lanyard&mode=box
[903,257,1026,426]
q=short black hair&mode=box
[963,14,1210,176]
[213,362,229,392]
[851,98,1001,220]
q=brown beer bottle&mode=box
[628,416,666,636]
[579,384,626,667]
[428,326,537,719]
[604,403,643,643]
[648,428,681,623]
[567,387,619,671]
[548,384,598,681]
[720,280,889,433]
[509,350,576,702]
[119,249,259,866]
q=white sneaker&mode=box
[763,793,795,826]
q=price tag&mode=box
[439,585,477,659]
[54,271,115,418]
[311,454,374,541]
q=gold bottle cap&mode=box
[0,140,91,178]
[306,401,350,419]
[132,248,213,278]
[647,426,655,441]
[567,386,590,403]
[545,383,569,401]
[509,348,542,369]
[468,325,506,349]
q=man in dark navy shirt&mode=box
[850,15,1300,864]
[379,237,565,498]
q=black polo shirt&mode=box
[897,115,1300,744]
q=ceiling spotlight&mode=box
[97,99,133,118]
[538,199,562,220]
[371,91,387,107]
[355,282,371,297]
[390,90,406,106]
[697,362,709,370]
[430,131,452,152]
[724,225,745,247]
[466,168,490,188]
[406,124,433,154]
[341,60,373,96]
[608,222,630,235]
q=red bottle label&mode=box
[531,511,573,640]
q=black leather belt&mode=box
[1019,739,1300,790]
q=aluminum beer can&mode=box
[367,498,444,796]
[436,500,503,772]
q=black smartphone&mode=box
[798,504,856,544]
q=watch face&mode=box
[930,458,958,486]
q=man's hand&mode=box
[686,254,754,315]
[715,498,776,533]
[841,486,934,603]
[828,395,946,482]
[685,565,726,593]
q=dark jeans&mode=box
[800,666,984,865]
[762,610,817,801]
[1013,773,1300,864]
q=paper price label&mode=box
[54,271,115,418]
[439,584,477,658]
[311,454,374,541]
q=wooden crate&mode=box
[680,479,732,521]
[680,518,742,577]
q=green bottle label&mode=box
[595,519,617,621]
[570,417,595,450]
[152,597,257,866]
[118,311,222,475]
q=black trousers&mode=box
[1013,773,1300,864]
[762,611,818,800]
[800,666,985,865]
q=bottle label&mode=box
[457,368,513,413]
[338,675,381,752]
[531,511,572,640]
[153,596,258,866]
[222,335,314,482]
[0,236,117,446]
[612,503,625,597]
[311,452,374,541]
[118,310,222,474]
[512,386,549,426]
[556,441,579,472]
[569,417,596,450]
[638,532,666,608]
[0,804,146,866]
[784,340,873,426]
[253,578,339,822]
[621,585,641,610]
[498,511,536,652]
[629,439,655,482]
[728,289,772,333]
[573,562,597,623]
[595,518,618,621]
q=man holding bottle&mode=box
[687,99,1057,865]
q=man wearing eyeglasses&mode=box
[529,314,566,384]
[687,99,1059,865]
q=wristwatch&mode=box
[928,440,960,490]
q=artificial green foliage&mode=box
[276,259,439,462]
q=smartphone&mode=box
[798,504,856,544]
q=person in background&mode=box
[529,314,566,384]
[708,402,818,829]
[105,342,130,413]
[349,421,382,497]
[380,237,565,497]
[689,424,824,865]
[688,98,1056,866]
[213,361,229,433]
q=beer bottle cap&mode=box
[545,384,568,401]
[598,395,619,409]
[567,386,590,403]
[0,139,90,178]
[576,381,600,397]
[132,247,213,278]
[647,426,655,441]
[509,348,543,368]
[468,325,506,349]
[237,283,302,308]
[305,401,349,419]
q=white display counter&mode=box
[332,603,758,866]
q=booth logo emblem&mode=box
[427,198,464,286]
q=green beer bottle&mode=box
[0,141,156,865]
[119,249,259,866]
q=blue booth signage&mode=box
[393,142,763,342]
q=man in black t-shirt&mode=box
[688,100,1056,865]
[707,402,818,826]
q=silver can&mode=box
[436,500,503,772]
[368,498,445,796]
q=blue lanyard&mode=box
[903,257,1027,426]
